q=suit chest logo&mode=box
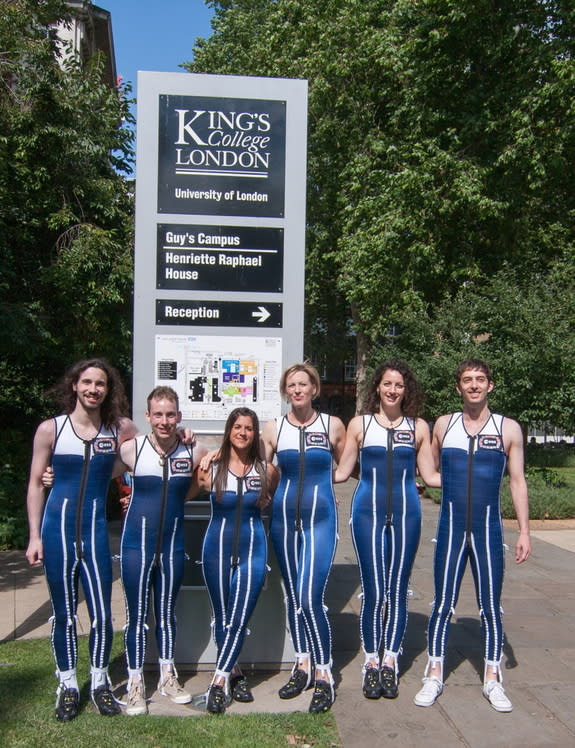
[478,435,503,451]
[93,437,117,454]
[245,476,262,492]
[170,457,193,474]
[393,430,415,446]
[305,432,329,449]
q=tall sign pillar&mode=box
[133,72,308,434]
[133,72,307,667]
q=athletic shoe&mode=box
[230,674,254,703]
[483,681,513,712]
[158,672,192,704]
[380,665,399,699]
[362,666,383,699]
[414,677,443,707]
[55,687,79,722]
[125,680,148,716]
[92,686,121,716]
[308,680,335,713]
[206,684,228,714]
[278,668,310,699]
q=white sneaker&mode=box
[158,672,192,704]
[126,680,148,716]
[414,677,443,707]
[483,680,513,712]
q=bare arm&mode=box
[415,418,442,487]
[504,418,531,563]
[333,416,361,482]
[118,417,138,445]
[267,462,279,496]
[261,419,278,462]
[193,439,208,469]
[26,420,54,565]
[190,465,213,498]
[329,415,347,465]
[431,414,450,471]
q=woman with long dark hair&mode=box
[335,361,440,700]
[194,407,277,714]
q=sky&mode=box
[102,0,216,95]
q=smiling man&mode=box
[118,386,206,716]
[26,359,138,722]
[414,359,531,713]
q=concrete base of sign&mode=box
[145,503,295,668]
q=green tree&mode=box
[0,0,135,546]
[190,1,575,410]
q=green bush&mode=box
[526,444,575,468]
[501,468,575,520]
[425,467,575,520]
[0,433,30,549]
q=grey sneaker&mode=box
[158,672,192,704]
[483,681,513,712]
[126,680,148,716]
[414,677,443,707]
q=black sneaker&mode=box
[230,674,254,703]
[206,684,228,714]
[278,668,309,699]
[362,666,383,699]
[380,665,399,699]
[309,680,335,713]
[91,686,121,716]
[55,687,79,722]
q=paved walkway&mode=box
[1,484,574,746]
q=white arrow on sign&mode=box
[251,306,271,323]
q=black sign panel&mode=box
[158,95,286,217]
[156,224,283,292]
[156,300,282,328]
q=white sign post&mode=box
[133,72,308,435]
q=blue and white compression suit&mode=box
[427,412,507,664]
[121,436,194,670]
[41,415,118,673]
[351,415,421,661]
[270,413,337,670]
[202,464,267,677]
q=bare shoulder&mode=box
[415,417,432,440]
[33,418,55,448]
[262,418,278,444]
[502,416,524,447]
[346,415,363,438]
[432,413,451,441]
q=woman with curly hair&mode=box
[335,361,440,701]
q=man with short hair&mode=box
[414,359,531,713]
[118,386,206,716]
[26,359,138,721]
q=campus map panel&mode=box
[155,334,282,422]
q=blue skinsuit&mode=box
[427,412,507,663]
[202,465,267,675]
[41,415,118,673]
[351,415,421,660]
[121,436,194,670]
[270,413,337,669]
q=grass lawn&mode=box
[0,636,340,748]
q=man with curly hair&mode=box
[26,359,138,722]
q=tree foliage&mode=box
[0,0,135,427]
[0,0,135,545]
[190,0,575,415]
